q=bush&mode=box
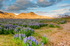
[21,27,34,37]
[22,24,28,27]
[14,26,22,33]
[58,20,67,24]
[15,27,34,37]
[0,24,19,34]
[0,27,15,34]
[28,23,41,29]
[56,25,61,28]
[49,24,55,28]
[0,27,3,34]
[29,23,48,29]
[14,34,26,40]
[13,38,26,46]
[14,36,44,46]
[23,36,40,46]
[41,36,49,44]
[40,23,48,27]
[29,25,40,29]
[0,24,18,34]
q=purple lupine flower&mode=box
[22,27,34,36]
[14,34,26,40]
[23,36,38,46]
[3,24,18,30]
[21,34,26,37]
[0,24,2,25]
[0,27,2,29]
[14,34,19,38]
[27,36,34,40]
[29,23,40,26]
[14,26,22,32]
[41,43,44,46]
[23,27,34,32]
[24,37,28,43]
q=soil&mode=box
[35,22,70,46]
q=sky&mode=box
[0,0,70,17]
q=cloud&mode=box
[37,0,62,7]
[36,8,70,17]
[0,0,4,9]
[0,0,12,9]
[59,4,70,7]
[51,8,70,14]
[6,0,61,11]
[50,8,70,16]
[7,0,37,11]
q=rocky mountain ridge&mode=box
[0,11,53,19]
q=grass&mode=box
[0,18,70,46]
[41,36,49,44]
[0,25,65,46]
[0,26,55,46]
[13,39,26,46]
[0,35,21,46]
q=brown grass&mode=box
[0,35,21,46]
[34,22,70,46]
[0,22,70,46]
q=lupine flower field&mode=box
[0,18,70,46]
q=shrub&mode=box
[22,23,28,27]
[58,20,67,24]
[13,38,26,46]
[3,28,14,34]
[14,36,44,46]
[0,24,19,34]
[29,24,40,29]
[21,27,34,37]
[0,27,3,34]
[23,36,39,46]
[14,26,22,33]
[56,25,61,28]
[41,36,49,44]
[29,25,40,29]
[0,27,15,34]
[14,34,26,40]
[15,27,34,37]
[40,23,48,27]
[49,24,55,28]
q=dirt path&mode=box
[35,22,70,46]
[48,30,70,46]
[60,22,70,31]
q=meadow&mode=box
[0,18,70,46]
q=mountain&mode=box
[0,11,15,19]
[0,11,53,19]
[16,12,54,19]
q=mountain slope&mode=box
[0,11,53,19]
[0,11,15,19]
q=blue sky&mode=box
[0,0,70,17]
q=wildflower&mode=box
[23,36,38,46]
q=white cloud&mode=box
[51,8,70,14]
[59,4,70,7]
[36,8,70,18]
[14,13,19,15]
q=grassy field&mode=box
[0,18,70,46]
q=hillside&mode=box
[0,11,53,19]
[0,11,15,19]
